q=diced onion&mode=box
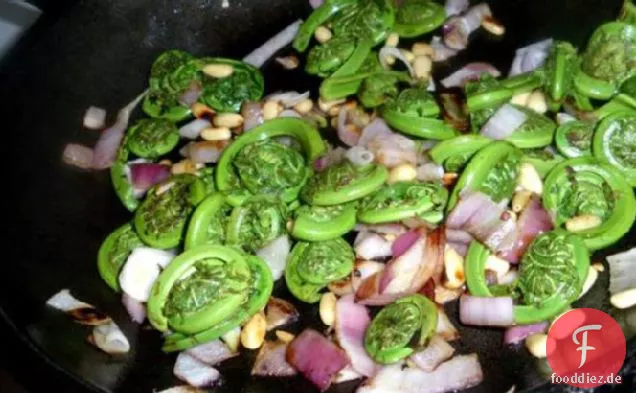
[459,295,514,326]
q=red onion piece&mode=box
[178,82,203,107]
[392,230,421,258]
[121,293,146,324]
[607,248,636,295]
[265,297,300,331]
[447,242,468,257]
[257,235,290,281]
[243,20,302,68]
[481,104,527,140]
[63,143,95,169]
[242,101,264,131]
[439,91,470,133]
[359,119,418,168]
[459,295,514,326]
[379,47,415,77]
[309,0,324,8]
[436,306,460,341]
[179,118,211,140]
[441,62,501,88]
[443,3,492,50]
[266,91,310,108]
[503,322,549,345]
[286,329,350,392]
[337,106,362,147]
[499,197,553,263]
[445,0,469,17]
[314,156,329,171]
[430,36,460,62]
[186,340,237,366]
[417,163,444,182]
[129,163,171,193]
[345,146,375,166]
[279,109,302,118]
[334,295,378,377]
[92,91,146,169]
[186,141,228,164]
[173,352,221,388]
[83,106,106,130]
[252,340,297,377]
[354,232,393,260]
[508,39,553,76]
[409,335,456,372]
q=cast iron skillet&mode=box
[0,0,634,392]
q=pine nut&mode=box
[263,100,283,120]
[293,99,314,115]
[485,255,511,280]
[444,246,466,289]
[510,92,531,106]
[275,55,300,70]
[481,16,506,36]
[192,102,215,118]
[159,159,173,166]
[592,262,605,272]
[512,190,533,213]
[384,55,396,66]
[275,330,295,343]
[385,32,400,48]
[525,333,548,358]
[388,163,418,183]
[401,49,415,64]
[319,292,337,326]
[201,127,232,141]
[412,42,435,57]
[413,55,433,80]
[517,163,543,195]
[315,26,333,44]
[213,113,244,128]
[221,326,241,353]
[565,215,603,233]
[319,98,345,113]
[202,63,234,78]
[241,312,266,349]
[610,288,636,309]
[527,90,548,114]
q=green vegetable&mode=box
[358,71,411,109]
[465,74,513,131]
[358,182,448,224]
[285,238,354,303]
[622,75,636,96]
[555,120,595,158]
[320,72,373,101]
[505,105,557,149]
[594,93,636,119]
[500,70,546,95]
[301,161,388,205]
[185,193,231,250]
[429,135,491,172]
[134,174,206,249]
[448,141,523,211]
[291,203,357,241]
[466,231,590,324]
[307,37,373,78]
[111,137,139,211]
[226,196,287,253]
[216,118,325,205]
[593,111,636,186]
[544,41,578,102]
[331,0,396,45]
[126,118,179,159]
[521,148,565,178]
[293,0,358,52]
[621,0,636,24]
[364,294,437,364]
[394,0,445,38]
[575,22,636,99]
[198,58,264,113]
[543,157,636,250]
[97,223,144,291]
[382,87,457,140]
[197,167,217,196]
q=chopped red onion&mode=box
[186,340,237,366]
[379,47,416,78]
[443,3,492,50]
[436,306,460,341]
[441,62,501,88]
[556,112,577,125]
[508,39,553,76]
[430,36,460,62]
[242,101,264,131]
[83,106,107,130]
[122,293,146,324]
[252,340,297,377]
[266,91,310,108]
[392,230,421,258]
[173,352,221,388]
[334,295,378,377]
[338,106,362,147]
[309,0,324,8]
[481,104,527,140]
[447,242,468,257]
[92,91,146,169]
[91,321,130,354]
[607,248,636,295]
[417,163,445,182]
[178,82,203,107]
[445,0,470,17]
[345,146,375,166]
[257,235,290,281]
[279,109,302,118]
[459,295,514,326]
[410,335,456,372]
[265,297,300,331]
[358,354,484,393]
[439,91,470,133]
[63,144,95,169]
[186,141,228,164]
[179,118,211,140]
[354,232,393,260]
[129,163,171,194]
[503,322,548,345]
[498,197,553,263]
[243,20,303,68]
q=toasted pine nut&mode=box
[328,278,353,297]
[201,127,232,141]
[592,262,605,272]
[442,172,459,187]
[565,215,603,233]
[413,55,433,80]
[192,102,215,118]
[512,190,533,213]
[412,42,435,57]
[275,55,300,70]
[294,99,314,115]
[319,292,337,326]
[510,92,531,106]
[241,312,266,349]
[221,326,241,353]
[610,288,636,309]
[388,163,418,184]
[275,330,295,343]
[578,266,598,300]
[525,333,548,358]
[319,98,345,113]
[263,100,283,120]
[213,113,244,128]
[159,159,173,166]
[444,246,466,289]
[171,162,186,175]
[527,90,548,114]
[517,163,543,195]
[385,33,400,48]
[315,26,333,44]
[384,55,396,66]
[485,255,511,281]
[481,16,506,36]
[156,181,175,195]
[202,63,234,78]
[401,49,415,64]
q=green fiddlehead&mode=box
[198,58,265,113]
[111,137,139,212]
[285,238,354,303]
[555,121,595,158]
[429,135,492,172]
[593,111,636,187]
[226,196,287,253]
[126,118,179,159]
[364,294,437,364]
[505,105,557,149]
[300,160,388,205]
[331,0,396,45]
[394,0,445,38]
[358,71,411,109]
[358,182,448,224]
[97,223,144,292]
[185,193,232,250]
[521,148,565,178]
[544,41,579,102]
[134,174,206,249]
[291,203,358,241]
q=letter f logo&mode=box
[572,324,602,368]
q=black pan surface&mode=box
[0,1,634,392]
